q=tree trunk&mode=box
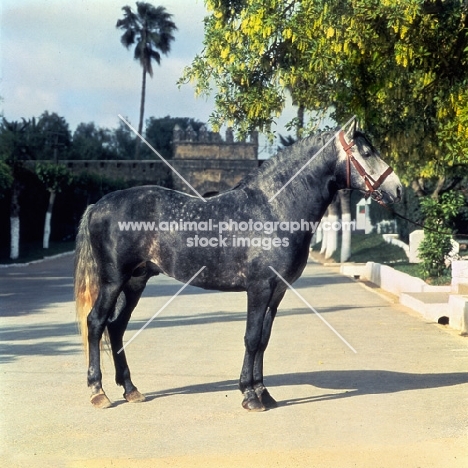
[296,104,305,139]
[339,190,352,263]
[43,190,56,249]
[135,68,147,160]
[320,209,328,255]
[325,195,340,259]
[431,176,446,200]
[411,179,425,197]
[10,180,21,260]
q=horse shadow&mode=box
[140,370,468,408]
[0,322,80,363]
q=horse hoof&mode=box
[124,389,146,403]
[242,389,265,412]
[255,385,278,409]
[90,392,112,409]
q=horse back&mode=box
[88,185,311,291]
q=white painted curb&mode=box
[0,251,74,268]
[340,261,468,334]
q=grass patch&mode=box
[325,232,408,264]
[0,241,75,265]
[313,232,452,285]
[391,262,451,285]
[389,262,420,277]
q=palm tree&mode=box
[116,2,177,159]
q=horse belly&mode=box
[148,235,248,292]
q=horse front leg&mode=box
[239,285,272,411]
[252,290,286,410]
[87,283,122,408]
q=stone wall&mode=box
[170,159,258,195]
[170,125,259,194]
[25,160,172,186]
[24,125,260,196]
[172,124,258,161]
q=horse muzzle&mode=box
[370,184,402,205]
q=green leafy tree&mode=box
[0,161,13,198]
[36,111,72,161]
[109,118,137,159]
[143,116,205,159]
[116,2,177,159]
[71,122,117,160]
[0,118,37,259]
[182,0,468,266]
[35,163,73,248]
[181,0,468,186]
[0,113,71,256]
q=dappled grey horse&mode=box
[75,126,402,411]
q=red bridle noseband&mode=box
[338,131,394,204]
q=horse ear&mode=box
[348,118,360,138]
[345,119,355,138]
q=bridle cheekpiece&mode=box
[338,131,393,204]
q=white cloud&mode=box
[2,0,296,140]
[2,0,212,130]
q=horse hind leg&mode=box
[107,265,155,404]
[87,281,124,409]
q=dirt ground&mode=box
[1,254,468,467]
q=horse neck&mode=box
[249,140,340,222]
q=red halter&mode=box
[338,131,393,203]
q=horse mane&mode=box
[352,130,378,154]
[231,130,337,191]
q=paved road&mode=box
[1,254,468,467]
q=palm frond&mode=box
[148,49,161,66]
[119,28,136,48]
[116,5,138,28]
[116,3,176,68]
[136,1,152,18]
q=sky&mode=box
[1,0,215,131]
[1,0,295,146]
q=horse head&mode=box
[337,128,402,205]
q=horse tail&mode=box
[74,204,101,356]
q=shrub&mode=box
[418,191,465,279]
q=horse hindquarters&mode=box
[75,206,114,407]
[74,205,114,408]
[75,206,136,408]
